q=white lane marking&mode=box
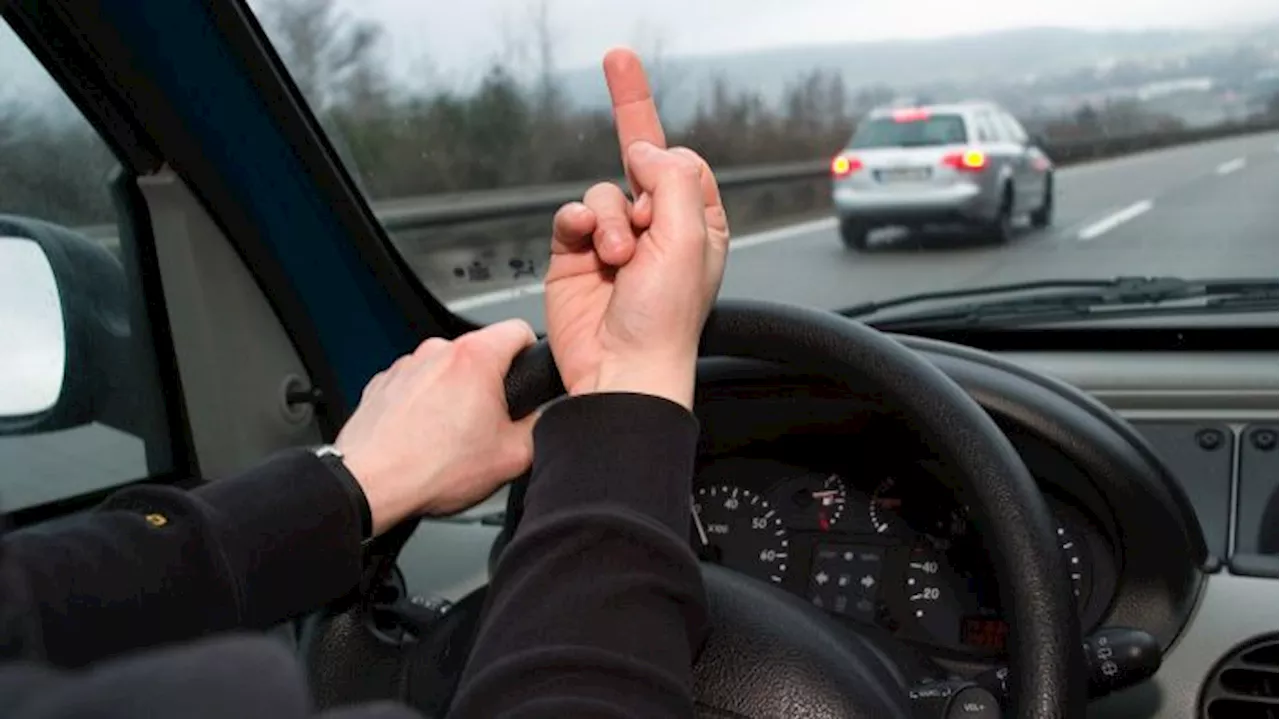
[1076,200,1153,241]
[728,217,837,251]
[446,216,837,311]
[1216,157,1247,175]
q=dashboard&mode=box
[404,342,1277,719]
[690,451,1118,659]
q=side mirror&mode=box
[0,237,66,420]
[0,216,130,436]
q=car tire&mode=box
[1030,174,1053,228]
[986,186,1014,245]
[839,218,869,251]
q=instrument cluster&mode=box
[690,456,1117,658]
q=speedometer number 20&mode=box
[694,485,790,584]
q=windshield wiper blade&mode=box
[837,276,1278,328]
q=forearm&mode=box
[449,394,708,719]
[2,449,365,667]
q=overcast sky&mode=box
[337,0,1278,82]
[3,0,1276,107]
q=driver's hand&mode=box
[544,48,730,410]
[335,320,537,535]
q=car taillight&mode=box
[831,154,862,177]
[892,108,930,123]
[942,149,987,171]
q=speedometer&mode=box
[693,485,790,584]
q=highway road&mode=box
[455,131,1279,327]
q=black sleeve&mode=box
[448,393,709,719]
[0,634,423,719]
[0,449,365,668]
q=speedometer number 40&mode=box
[693,485,790,585]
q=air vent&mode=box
[1201,634,1278,719]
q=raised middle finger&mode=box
[603,48,666,196]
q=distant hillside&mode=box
[557,23,1279,125]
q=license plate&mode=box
[877,167,931,183]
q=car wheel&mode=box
[839,218,869,251]
[1030,174,1054,228]
[986,185,1014,245]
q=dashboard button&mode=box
[946,687,1000,718]
[808,544,884,622]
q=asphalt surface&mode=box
[456,131,1279,327]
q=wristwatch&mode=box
[311,444,373,541]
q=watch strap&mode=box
[312,445,373,541]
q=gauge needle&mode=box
[812,489,839,504]
[692,506,710,547]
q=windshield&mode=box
[850,115,968,148]
[244,0,1278,330]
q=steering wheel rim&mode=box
[502,299,1084,717]
[308,299,1086,718]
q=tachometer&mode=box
[693,485,790,584]
[811,474,848,531]
[779,473,849,531]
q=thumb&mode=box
[503,409,539,473]
[514,409,540,442]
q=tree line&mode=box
[1,0,1244,226]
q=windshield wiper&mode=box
[836,276,1278,329]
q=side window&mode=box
[0,21,175,512]
[999,113,1028,144]
[973,112,998,143]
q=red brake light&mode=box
[942,149,987,171]
[831,154,862,177]
[892,108,930,123]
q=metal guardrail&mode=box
[82,119,1276,252]
[368,119,1278,236]
[374,159,825,232]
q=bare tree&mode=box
[257,0,386,113]
[529,0,561,116]
[631,23,684,110]
[500,0,573,183]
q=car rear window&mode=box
[849,114,968,148]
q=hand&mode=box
[334,320,537,536]
[544,48,730,410]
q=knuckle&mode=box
[583,181,623,206]
[665,156,702,183]
[552,204,574,224]
[671,146,709,168]
[553,202,584,225]
[450,332,485,359]
[416,336,451,355]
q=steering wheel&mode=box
[302,300,1086,718]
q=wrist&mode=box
[335,448,421,537]
[312,445,373,540]
[583,354,697,410]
